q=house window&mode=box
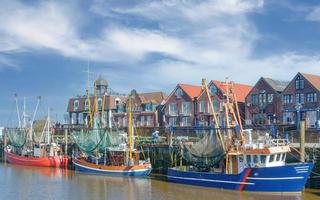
[267,94,274,104]
[295,93,304,104]
[207,99,219,113]
[144,103,152,111]
[295,75,304,90]
[210,85,218,95]
[175,88,183,98]
[140,116,145,126]
[307,93,317,103]
[199,101,205,112]
[84,99,89,110]
[74,100,79,111]
[283,94,293,105]
[251,94,258,105]
[169,117,177,126]
[258,91,266,106]
[97,98,102,110]
[169,103,177,115]
[182,102,191,115]
[181,117,191,127]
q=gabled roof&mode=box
[211,80,253,103]
[179,84,202,99]
[301,73,320,91]
[262,77,289,92]
[138,92,167,104]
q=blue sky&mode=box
[1,0,320,125]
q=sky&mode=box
[1,0,320,125]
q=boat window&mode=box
[253,155,258,163]
[260,155,266,163]
[273,154,278,162]
[277,154,282,161]
[246,155,251,163]
[282,154,286,161]
[269,154,274,162]
[239,155,244,163]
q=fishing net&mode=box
[72,115,123,155]
[7,128,27,148]
[72,128,122,155]
[182,129,225,168]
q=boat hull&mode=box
[168,162,314,193]
[73,158,152,176]
[5,149,68,168]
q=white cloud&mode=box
[306,6,320,21]
[0,0,320,91]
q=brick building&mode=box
[245,77,289,126]
[282,72,320,128]
[162,84,202,127]
[196,80,252,127]
[67,77,126,128]
[113,89,167,128]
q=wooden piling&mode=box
[3,128,7,163]
[300,120,305,163]
[64,129,68,156]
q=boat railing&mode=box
[270,139,289,147]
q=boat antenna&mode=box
[14,93,21,128]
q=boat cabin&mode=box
[226,139,290,174]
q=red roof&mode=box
[178,84,202,99]
[212,80,253,103]
[302,73,320,91]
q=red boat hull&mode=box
[5,149,68,168]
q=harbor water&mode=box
[0,163,319,200]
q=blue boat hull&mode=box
[73,160,152,176]
[168,162,314,193]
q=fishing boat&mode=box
[72,82,151,176]
[5,96,68,168]
[167,79,314,193]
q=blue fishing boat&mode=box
[168,143,314,193]
[167,78,314,193]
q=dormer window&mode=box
[74,100,79,111]
[295,75,304,89]
[175,88,183,98]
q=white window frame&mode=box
[74,100,79,111]
[182,102,191,115]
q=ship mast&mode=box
[47,107,51,144]
[83,64,94,128]
[202,79,226,152]
[23,97,26,128]
[14,94,21,128]
[127,96,134,165]
[30,96,41,140]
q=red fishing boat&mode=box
[5,96,69,168]
[5,147,68,167]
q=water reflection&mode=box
[0,163,318,200]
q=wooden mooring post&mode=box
[3,128,7,163]
[300,120,305,163]
[64,129,68,156]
